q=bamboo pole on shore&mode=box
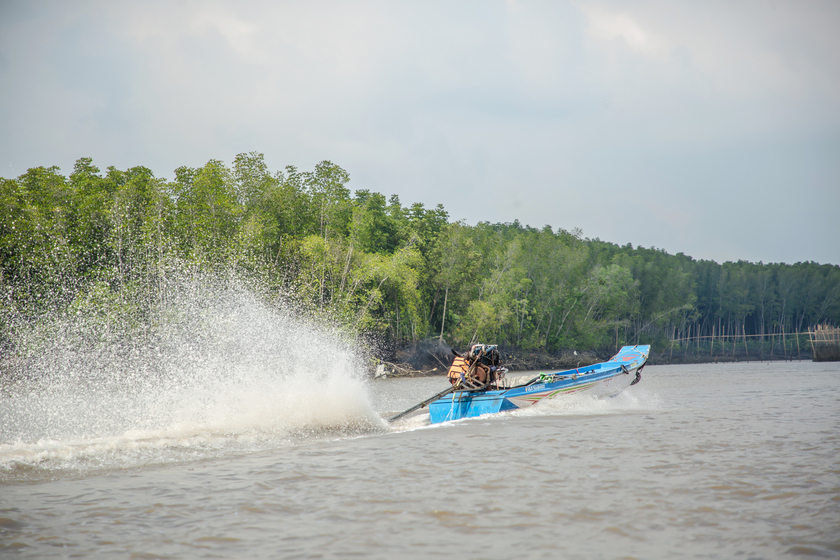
[732,324,736,358]
[674,331,816,341]
[796,331,801,359]
[743,326,748,359]
[667,327,833,361]
[808,325,840,361]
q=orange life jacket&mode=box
[447,356,469,385]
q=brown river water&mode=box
[1,360,838,559]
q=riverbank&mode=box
[376,342,815,377]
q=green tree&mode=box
[171,160,242,262]
[431,222,480,344]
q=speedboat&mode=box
[424,345,649,423]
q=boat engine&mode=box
[445,344,504,389]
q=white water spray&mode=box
[0,270,384,474]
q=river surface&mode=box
[1,361,838,559]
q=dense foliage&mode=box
[2,154,838,361]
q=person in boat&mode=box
[447,344,503,388]
[447,352,469,386]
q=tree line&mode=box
[2,153,838,363]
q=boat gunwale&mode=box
[438,361,644,403]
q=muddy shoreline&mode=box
[376,343,815,377]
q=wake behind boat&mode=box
[389,344,649,424]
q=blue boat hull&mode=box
[428,345,649,424]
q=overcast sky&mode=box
[1,0,838,265]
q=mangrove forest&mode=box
[2,153,839,369]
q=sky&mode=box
[1,0,838,266]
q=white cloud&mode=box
[582,5,662,56]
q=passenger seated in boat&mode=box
[447,355,469,386]
[472,344,501,382]
[448,344,503,388]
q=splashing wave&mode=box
[1,272,385,476]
